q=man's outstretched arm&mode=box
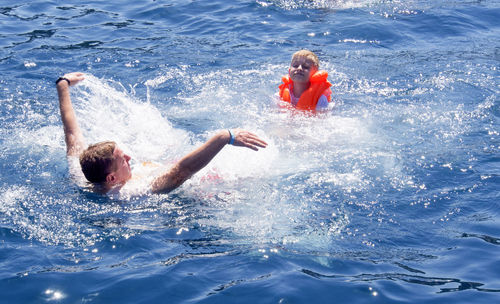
[151,129,267,193]
[56,72,86,156]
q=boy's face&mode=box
[289,56,318,84]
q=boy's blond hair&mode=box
[292,50,320,69]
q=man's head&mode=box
[79,141,131,185]
[289,50,320,84]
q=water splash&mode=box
[1,51,495,254]
[258,0,378,10]
[73,74,191,161]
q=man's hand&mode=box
[230,129,268,151]
[58,72,85,87]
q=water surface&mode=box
[0,0,499,303]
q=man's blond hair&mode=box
[292,50,320,69]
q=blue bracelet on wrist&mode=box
[228,129,235,145]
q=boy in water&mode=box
[278,50,332,111]
[56,72,267,194]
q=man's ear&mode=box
[106,173,116,184]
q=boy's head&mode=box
[289,50,320,84]
[291,50,319,69]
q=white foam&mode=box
[261,0,379,10]
[74,74,190,161]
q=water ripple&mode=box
[301,268,500,293]
[461,232,500,246]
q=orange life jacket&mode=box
[278,70,332,111]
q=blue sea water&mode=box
[0,0,499,303]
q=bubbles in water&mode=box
[259,0,378,10]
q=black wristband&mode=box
[55,77,70,86]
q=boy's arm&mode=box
[151,129,267,193]
[56,72,86,156]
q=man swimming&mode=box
[56,72,267,194]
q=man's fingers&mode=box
[252,137,268,148]
[239,136,267,150]
[63,72,86,85]
[231,129,268,151]
[247,138,267,149]
[247,133,268,148]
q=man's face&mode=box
[111,146,132,184]
[289,56,317,84]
